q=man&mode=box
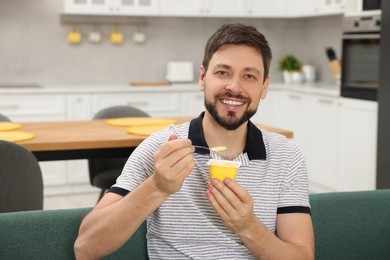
[74,23,314,259]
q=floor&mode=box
[44,191,100,210]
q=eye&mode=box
[244,74,257,80]
[215,70,229,77]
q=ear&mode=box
[260,76,270,100]
[199,65,206,91]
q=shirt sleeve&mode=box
[277,140,311,214]
[109,125,174,195]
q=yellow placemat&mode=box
[127,124,171,136]
[0,131,35,142]
[0,122,22,131]
[106,117,176,127]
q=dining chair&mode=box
[89,105,150,201]
[0,140,44,213]
[0,113,11,121]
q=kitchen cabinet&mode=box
[246,0,287,18]
[337,98,378,191]
[253,88,280,127]
[0,94,66,122]
[180,91,204,117]
[159,0,246,17]
[91,92,181,117]
[278,91,315,174]
[310,95,341,192]
[64,0,160,16]
[289,0,345,17]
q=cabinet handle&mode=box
[288,94,301,100]
[127,101,148,106]
[0,104,19,109]
[318,99,333,104]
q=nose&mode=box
[225,75,242,93]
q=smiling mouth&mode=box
[220,98,245,106]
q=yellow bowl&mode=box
[207,159,241,181]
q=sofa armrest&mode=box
[310,189,390,260]
[0,207,148,260]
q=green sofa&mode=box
[1,189,390,260]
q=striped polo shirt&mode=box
[110,112,310,259]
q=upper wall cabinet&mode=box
[64,0,345,17]
[64,0,160,16]
[246,0,287,18]
[159,0,246,17]
[289,0,345,17]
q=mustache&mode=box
[216,92,251,102]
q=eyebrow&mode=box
[213,63,261,76]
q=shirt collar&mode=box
[188,112,266,160]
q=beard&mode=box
[204,91,257,131]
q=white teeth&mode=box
[221,99,244,106]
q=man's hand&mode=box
[206,178,258,235]
[151,134,195,195]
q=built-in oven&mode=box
[341,13,381,101]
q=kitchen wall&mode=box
[0,0,343,86]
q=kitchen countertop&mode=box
[0,82,340,96]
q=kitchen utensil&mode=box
[302,64,316,83]
[193,145,227,152]
[325,47,341,80]
[110,28,123,44]
[67,27,81,44]
[166,61,194,82]
[88,29,102,43]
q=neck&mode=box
[202,112,248,160]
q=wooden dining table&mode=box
[17,117,293,161]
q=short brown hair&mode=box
[202,23,272,82]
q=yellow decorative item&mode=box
[0,122,22,132]
[110,28,123,44]
[126,124,171,136]
[105,117,176,127]
[68,27,81,44]
[207,159,241,181]
[0,131,35,142]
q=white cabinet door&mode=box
[205,0,246,17]
[64,0,159,15]
[159,0,203,16]
[64,0,111,14]
[278,91,315,173]
[246,0,287,17]
[337,98,378,191]
[66,94,92,186]
[113,0,160,15]
[160,0,245,17]
[253,89,280,127]
[317,0,345,15]
[0,94,66,122]
[310,96,341,192]
[92,92,181,117]
[180,92,204,117]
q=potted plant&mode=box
[278,55,303,84]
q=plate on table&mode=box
[0,122,22,131]
[126,124,171,136]
[0,131,35,142]
[106,117,176,127]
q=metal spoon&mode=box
[193,145,227,152]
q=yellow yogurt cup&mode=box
[207,159,241,181]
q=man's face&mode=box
[200,44,270,130]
